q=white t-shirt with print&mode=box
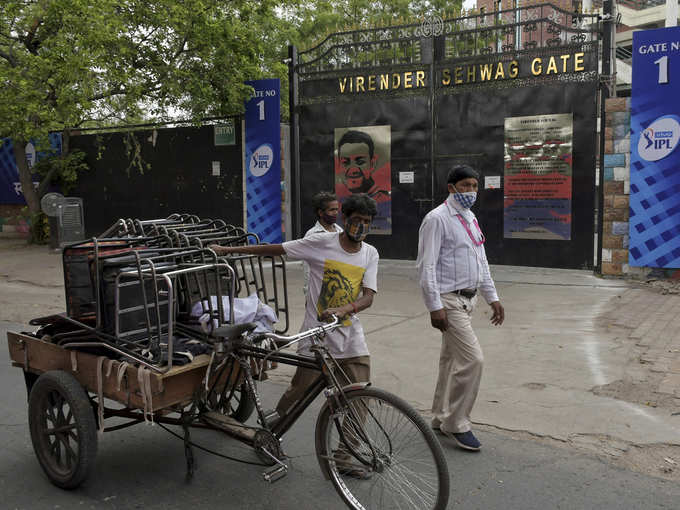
[283,232,378,359]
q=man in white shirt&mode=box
[209,193,378,425]
[416,165,504,452]
[302,191,343,298]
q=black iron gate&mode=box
[290,4,600,268]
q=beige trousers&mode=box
[276,355,370,416]
[431,292,483,434]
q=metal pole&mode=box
[596,0,613,274]
[288,45,301,239]
[666,0,678,27]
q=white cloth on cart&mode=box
[191,293,278,333]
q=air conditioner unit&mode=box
[40,193,86,248]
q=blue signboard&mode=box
[244,79,281,244]
[630,27,680,268]
[0,134,62,204]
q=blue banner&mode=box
[630,27,680,268]
[1,134,62,204]
[244,79,281,244]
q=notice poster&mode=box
[503,113,573,240]
[334,125,391,234]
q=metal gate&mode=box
[289,4,601,268]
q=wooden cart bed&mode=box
[8,331,214,413]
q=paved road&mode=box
[2,323,680,510]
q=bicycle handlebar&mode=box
[251,314,344,351]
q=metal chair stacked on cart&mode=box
[39,214,289,373]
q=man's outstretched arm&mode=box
[209,243,286,257]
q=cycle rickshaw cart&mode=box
[7,215,450,510]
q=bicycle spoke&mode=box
[318,389,447,510]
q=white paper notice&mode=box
[399,171,414,184]
[212,161,221,176]
[485,176,501,189]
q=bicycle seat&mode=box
[211,322,257,341]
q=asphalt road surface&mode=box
[2,322,679,510]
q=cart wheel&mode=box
[209,380,256,423]
[28,371,98,489]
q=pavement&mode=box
[1,237,679,480]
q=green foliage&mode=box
[32,149,89,195]
[1,0,293,143]
[281,0,465,51]
[15,207,50,244]
[122,132,150,176]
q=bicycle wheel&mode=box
[315,387,449,510]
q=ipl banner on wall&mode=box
[245,79,281,243]
[503,113,573,240]
[0,134,62,204]
[334,125,392,234]
[630,27,680,268]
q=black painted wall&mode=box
[69,124,243,237]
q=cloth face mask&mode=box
[321,213,337,225]
[345,220,370,242]
[452,191,477,209]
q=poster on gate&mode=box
[333,125,392,234]
[629,27,680,268]
[244,79,281,244]
[503,113,573,240]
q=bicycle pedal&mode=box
[262,464,288,483]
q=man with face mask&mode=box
[416,165,505,452]
[209,194,379,453]
[302,192,343,299]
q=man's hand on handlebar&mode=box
[319,306,350,322]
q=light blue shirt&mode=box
[416,195,499,312]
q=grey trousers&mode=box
[275,355,370,416]
[431,292,484,434]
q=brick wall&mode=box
[601,97,631,276]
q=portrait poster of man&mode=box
[334,125,392,234]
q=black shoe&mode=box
[333,450,374,480]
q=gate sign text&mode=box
[337,52,589,94]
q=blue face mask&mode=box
[453,191,477,209]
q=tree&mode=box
[0,0,291,229]
[281,0,465,49]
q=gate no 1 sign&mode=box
[630,27,680,268]
[245,79,282,244]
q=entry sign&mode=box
[630,27,680,268]
[214,120,235,146]
[244,79,281,243]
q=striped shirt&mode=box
[416,195,499,312]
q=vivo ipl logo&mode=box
[249,144,274,177]
[638,116,680,162]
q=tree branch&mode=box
[0,48,17,66]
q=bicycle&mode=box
[197,314,450,510]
